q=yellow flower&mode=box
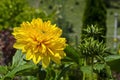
[12,18,66,68]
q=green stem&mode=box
[91,57,94,80]
[83,58,87,80]
[83,72,86,80]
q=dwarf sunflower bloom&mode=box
[12,18,66,68]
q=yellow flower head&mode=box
[12,18,66,68]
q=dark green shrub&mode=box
[81,0,107,43]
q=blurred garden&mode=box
[0,0,120,80]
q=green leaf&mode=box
[105,55,120,72]
[1,50,38,79]
[105,55,120,62]
[93,63,105,72]
[38,69,46,80]
[46,69,56,80]
[61,56,74,62]
[15,63,38,76]
[107,59,120,72]
[81,66,92,74]
[24,76,37,80]
[12,50,26,68]
[56,64,72,80]
[64,45,80,64]
[0,66,8,74]
[4,63,37,79]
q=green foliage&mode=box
[82,25,104,41]
[79,26,114,80]
[11,50,26,68]
[93,63,105,72]
[81,66,92,75]
[79,37,107,57]
[0,50,38,80]
[0,46,80,80]
[0,0,50,30]
[105,55,120,72]
[82,0,107,43]
[56,64,72,80]
[1,1,120,79]
[79,37,112,79]
[64,45,80,64]
[0,66,8,75]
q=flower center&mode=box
[41,30,45,33]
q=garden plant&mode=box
[0,0,120,80]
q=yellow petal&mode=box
[51,53,61,64]
[57,50,66,58]
[48,48,54,55]
[41,43,46,53]
[13,42,26,52]
[33,53,42,64]
[26,50,33,60]
[42,56,50,68]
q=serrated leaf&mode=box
[12,50,26,68]
[81,66,92,74]
[93,63,105,72]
